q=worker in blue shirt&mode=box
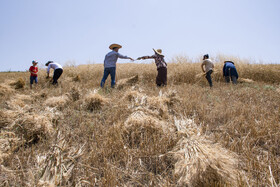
[101,44,134,88]
[223,61,239,84]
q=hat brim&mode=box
[109,44,122,50]
[153,48,163,56]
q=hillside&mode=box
[0,61,280,186]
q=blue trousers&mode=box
[101,67,116,88]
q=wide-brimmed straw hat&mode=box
[109,43,122,50]
[153,48,163,56]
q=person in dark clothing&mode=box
[223,61,238,84]
[45,61,63,85]
[137,48,167,87]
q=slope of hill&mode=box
[0,62,279,186]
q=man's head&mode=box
[109,44,122,52]
[45,61,53,66]
[203,54,209,60]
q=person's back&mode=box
[224,62,235,69]
[48,62,63,71]
[223,61,238,84]
[202,59,214,73]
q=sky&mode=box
[0,0,280,71]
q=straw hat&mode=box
[153,48,163,56]
[109,43,122,50]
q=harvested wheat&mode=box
[239,78,254,83]
[117,75,139,89]
[171,118,241,186]
[12,114,53,144]
[44,95,70,108]
[0,110,16,129]
[72,75,81,82]
[9,78,25,89]
[0,83,14,96]
[84,92,108,111]
[6,94,32,110]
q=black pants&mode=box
[53,68,63,85]
[205,70,213,87]
[156,67,167,87]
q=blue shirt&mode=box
[223,62,238,78]
[104,50,130,68]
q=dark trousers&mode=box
[205,70,213,87]
[53,68,63,85]
[225,76,237,84]
[101,67,116,88]
[156,67,167,87]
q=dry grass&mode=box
[0,57,279,186]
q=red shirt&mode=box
[29,66,38,77]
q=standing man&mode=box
[137,48,167,87]
[101,44,134,88]
[201,54,214,87]
[223,61,238,84]
[45,61,63,85]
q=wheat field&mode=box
[0,58,279,186]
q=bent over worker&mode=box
[101,44,134,88]
[45,61,63,85]
[223,61,238,84]
[137,48,167,87]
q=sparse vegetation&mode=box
[0,57,279,186]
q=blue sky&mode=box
[0,0,279,71]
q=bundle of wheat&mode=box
[0,131,21,164]
[0,110,16,129]
[44,95,70,109]
[171,118,241,186]
[124,111,175,136]
[38,132,85,186]
[9,78,25,89]
[5,94,32,110]
[12,114,53,145]
[72,75,81,82]
[69,87,81,101]
[239,78,254,83]
[117,75,139,89]
[84,92,108,111]
[0,83,14,96]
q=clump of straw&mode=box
[0,83,14,96]
[239,78,254,83]
[117,75,139,89]
[69,87,81,101]
[72,75,81,82]
[9,78,25,89]
[0,110,15,129]
[171,118,241,186]
[44,95,70,109]
[12,114,53,145]
[84,93,108,111]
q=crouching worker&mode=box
[45,61,63,85]
[201,54,214,87]
[101,43,134,88]
[223,61,238,84]
[29,60,38,89]
[137,49,167,87]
